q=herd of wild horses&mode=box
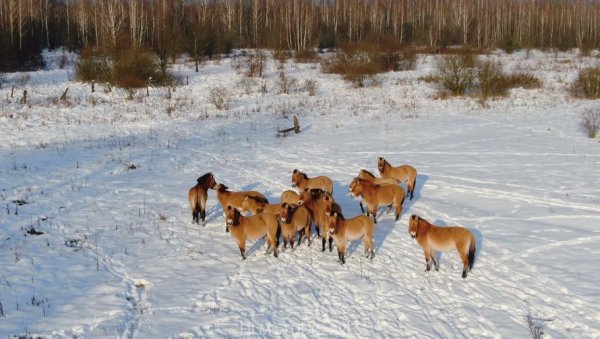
[188,157,476,278]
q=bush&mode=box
[582,109,600,138]
[208,87,232,110]
[76,49,170,89]
[500,36,521,54]
[277,71,298,94]
[571,67,600,99]
[477,60,507,97]
[435,55,476,95]
[114,50,169,88]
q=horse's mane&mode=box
[284,203,300,224]
[301,172,308,179]
[232,208,241,226]
[335,211,345,220]
[197,172,213,185]
[360,169,376,178]
[247,195,269,204]
[217,184,229,192]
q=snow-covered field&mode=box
[1,49,599,338]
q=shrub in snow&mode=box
[582,109,600,138]
[571,67,600,99]
[435,55,476,95]
[208,87,232,110]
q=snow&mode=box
[1,49,600,338]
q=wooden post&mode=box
[293,115,300,133]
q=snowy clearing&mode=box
[1,50,600,338]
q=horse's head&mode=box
[327,212,340,235]
[409,214,420,238]
[225,206,240,227]
[279,203,296,224]
[377,157,386,174]
[348,177,363,197]
[297,188,311,205]
[291,169,299,187]
[323,195,335,216]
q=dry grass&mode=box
[582,109,600,138]
[570,67,600,99]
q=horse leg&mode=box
[297,230,303,247]
[423,249,432,271]
[387,204,393,214]
[304,225,311,246]
[322,237,326,252]
[328,237,334,252]
[395,202,402,221]
[459,249,469,278]
[359,201,365,214]
[238,238,247,260]
[371,208,378,224]
[430,249,439,271]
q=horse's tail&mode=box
[411,175,417,198]
[276,218,282,248]
[468,234,476,271]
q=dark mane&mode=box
[232,208,241,226]
[218,184,229,192]
[284,204,300,224]
[360,169,376,178]
[301,172,308,179]
[197,172,214,185]
[335,211,345,220]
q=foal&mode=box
[408,214,476,278]
[299,189,341,252]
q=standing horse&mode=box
[377,157,418,200]
[188,172,217,224]
[225,206,280,260]
[214,183,268,232]
[279,203,313,249]
[355,169,398,213]
[325,212,375,264]
[349,178,405,223]
[298,188,341,251]
[408,214,476,278]
[291,169,334,194]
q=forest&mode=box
[2,0,600,72]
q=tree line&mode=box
[2,0,600,72]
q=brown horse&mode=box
[280,190,300,205]
[349,178,405,223]
[355,169,398,213]
[240,195,281,216]
[408,214,476,278]
[291,169,333,194]
[279,203,313,249]
[377,157,417,200]
[188,172,217,224]
[225,206,280,259]
[214,183,268,232]
[325,212,375,264]
[298,188,341,252]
